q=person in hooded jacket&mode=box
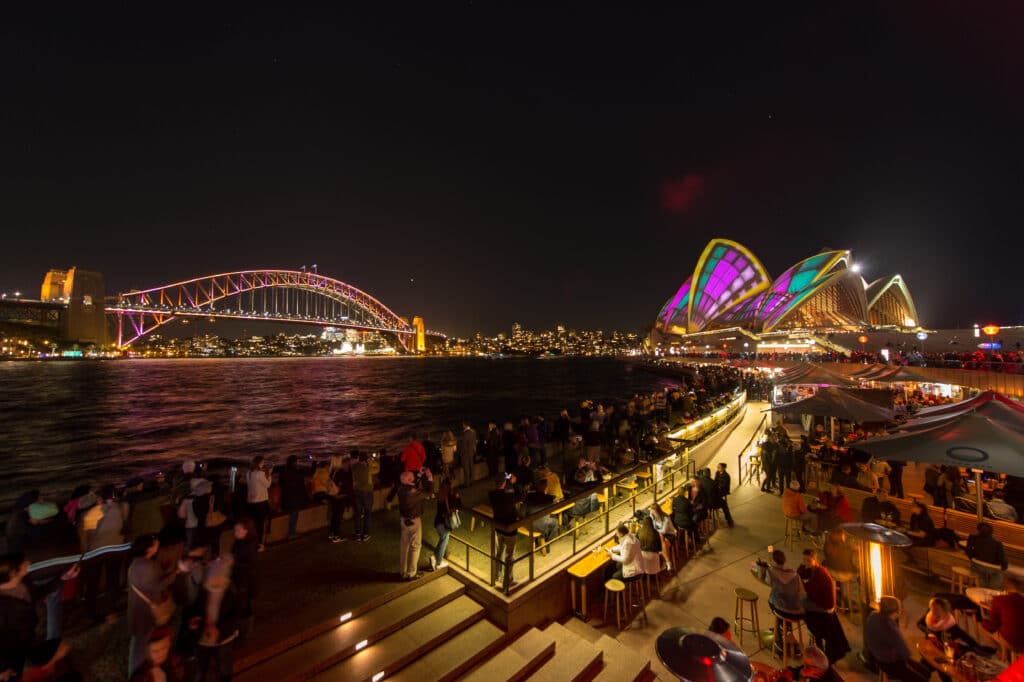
[760,549,806,660]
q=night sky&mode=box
[2,4,1023,337]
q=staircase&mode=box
[235,569,652,682]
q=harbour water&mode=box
[0,357,671,510]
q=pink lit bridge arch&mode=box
[106,270,443,350]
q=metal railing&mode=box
[446,391,747,594]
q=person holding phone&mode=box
[246,456,272,551]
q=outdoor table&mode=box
[917,639,1007,682]
[966,587,1003,618]
[567,537,617,620]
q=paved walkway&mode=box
[602,401,939,681]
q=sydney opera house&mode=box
[651,239,919,344]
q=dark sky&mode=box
[2,4,1023,336]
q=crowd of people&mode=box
[0,369,752,681]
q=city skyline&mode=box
[3,5,1024,336]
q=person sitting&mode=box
[637,515,663,576]
[763,549,804,619]
[860,485,884,522]
[916,596,978,653]
[800,646,843,682]
[799,549,851,664]
[818,486,852,525]
[907,500,936,547]
[649,504,677,571]
[605,523,642,582]
[782,480,817,533]
[966,523,1008,588]
[983,569,1024,654]
[876,489,901,525]
[760,549,805,659]
[672,485,700,548]
[864,596,931,682]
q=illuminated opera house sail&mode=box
[654,239,919,338]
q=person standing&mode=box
[715,463,734,528]
[0,552,78,678]
[279,455,309,539]
[967,522,1008,588]
[351,451,374,542]
[397,470,433,580]
[431,477,456,572]
[400,433,427,473]
[460,421,478,489]
[127,534,177,676]
[83,483,126,623]
[484,422,502,480]
[439,430,458,477]
[489,474,519,592]
[888,460,906,499]
[245,456,272,551]
[798,549,850,664]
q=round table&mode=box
[966,587,1003,608]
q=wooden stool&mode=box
[772,613,806,669]
[517,527,548,555]
[645,565,663,599]
[623,575,647,622]
[831,570,859,624]
[682,530,698,558]
[784,516,803,548]
[733,588,761,651]
[878,671,888,682]
[952,566,980,594]
[604,579,626,630]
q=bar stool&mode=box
[784,516,803,548]
[772,612,805,669]
[733,588,761,651]
[623,574,647,622]
[831,570,859,624]
[952,566,980,594]
[645,567,662,599]
[604,579,626,630]
[678,529,698,559]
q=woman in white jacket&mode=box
[606,523,643,579]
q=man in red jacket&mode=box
[983,570,1024,654]
[400,433,427,472]
[799,548,851,663]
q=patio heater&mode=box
[842,523,912,612]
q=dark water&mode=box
[0,357,671,508]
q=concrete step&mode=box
[459,628,555,682]
[236,574,465,682]
[527,622,603,682]
[591,633,651,682]
[560,617,604,644]
[388,618,504,682]
[312,594,484,682]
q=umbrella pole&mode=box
[973,468,984,522]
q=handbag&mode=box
[206,503,228,528]
[449,509,462,531]
[131,583,175,626]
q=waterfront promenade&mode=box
[59,400,943,680]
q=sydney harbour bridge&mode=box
[1,267,444,352]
